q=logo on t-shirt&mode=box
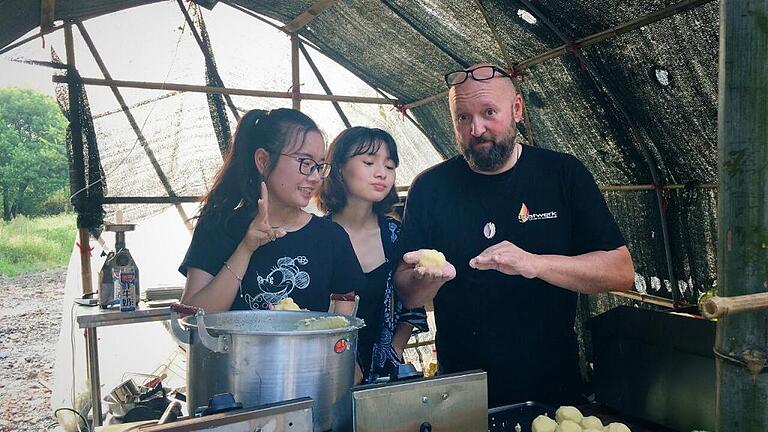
[518,203,558,223]
[242,256,310,310]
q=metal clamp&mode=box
[169,303,230,353]
[194,310,232,353]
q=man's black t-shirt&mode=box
[398,145,626,407]
[179,210,365,312]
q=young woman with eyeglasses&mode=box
[179,108,364,313]
[316,127,428,383]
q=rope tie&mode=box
[652,182,670,212]
[506,67,528,79]
[76,242,94,257]
[392,102,408,120]
[566,40,588,71]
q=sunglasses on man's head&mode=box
[444,65,512,87]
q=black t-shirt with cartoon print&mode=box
[397,145,626,408]
[180,211,364,312]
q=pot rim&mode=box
[179,309,365,336]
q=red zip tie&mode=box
[566,40,588,72]
[76,242,94,257]
[652,182,670,213]
[506,67,528,79]
[392,102,408,120]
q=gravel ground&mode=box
[0,269,64,431]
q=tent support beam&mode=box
[291,34,300,110]
[0,23,64,55]
[715,0,768,428]
[75,21,193,232]
[52,75,395,105]
[64,22,96,300]
[405,0,715,110]
[519,0,680,303]
[177,0,240,120]
[282,0,340,33]
[65,22,102,428]
[40,0,56,33]
[299,42,351,128]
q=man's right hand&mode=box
[395,250,456,309]
[242,182,287,253]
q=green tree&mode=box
[0,88,68,220]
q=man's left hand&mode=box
[469,241,539,278]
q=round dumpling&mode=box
[555,406,583,424]
[581,415,603,430]
[531,414,557,432]
[584,429,603,432]
[418,249,446,269]
[273,297,301,311]
[554,420,581,432]
[604,422,631,432]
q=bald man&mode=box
[394,64,634,408]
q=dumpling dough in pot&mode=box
[531,415,557,432]
[555,406,583,424]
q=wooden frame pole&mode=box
[291,34,301,110]
[51,75,394,105]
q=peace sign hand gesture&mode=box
[242,182,287,253]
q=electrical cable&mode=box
[54,407,89,432]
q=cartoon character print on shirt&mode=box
[241,256,310,310]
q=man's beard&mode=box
[460,127,517,172]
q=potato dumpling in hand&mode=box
[555,406,583,424]
[531,415,557,432]
[604,422,631,432]
[580,415,603,430]
[273,297,301,311]
[418,249,446,269]
[554,420,581,432]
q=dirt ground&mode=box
[0,269,64,431]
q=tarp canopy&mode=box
[0,0,720,304]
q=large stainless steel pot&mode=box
[170,304,364,431]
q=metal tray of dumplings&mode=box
[488,401,555,432]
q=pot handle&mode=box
[170,303,231,353]
[169,303,192,344]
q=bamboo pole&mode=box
[716,0,768,429]
[75,21,193,232]
[51,75,394,105]
[64,23,94,298]
[395,182,717,193]
[291,34,300,110]
[700,293,768,319]
[102,196,200,204]
[610,290,677,309]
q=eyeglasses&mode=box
[444,65,512,87]
[280,153,332,178]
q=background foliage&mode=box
[0,87,69,220]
